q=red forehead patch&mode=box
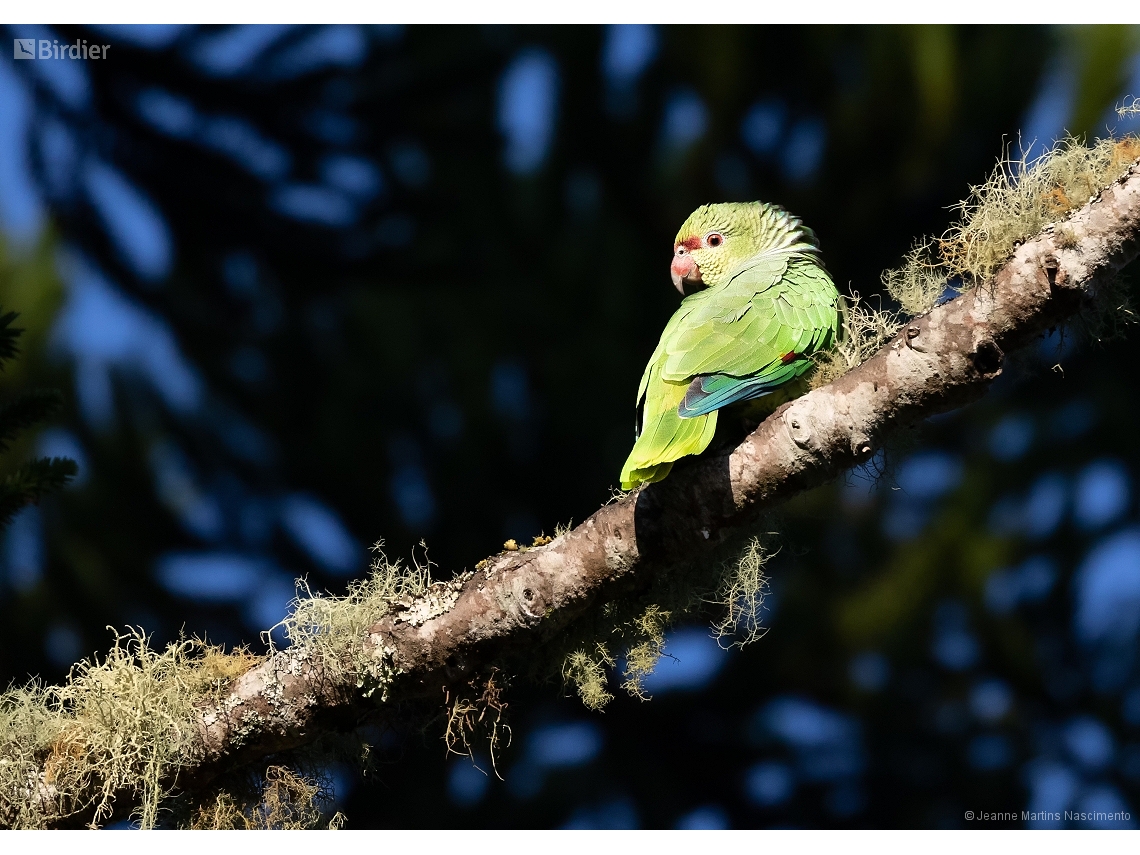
[676,236,701,251]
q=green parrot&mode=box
[620,201,842,490]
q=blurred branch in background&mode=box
[0,291,76,523]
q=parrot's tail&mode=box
[619,461,673,491]
[619,399,718,491]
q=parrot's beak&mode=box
[671,252,703,295]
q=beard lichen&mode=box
[935,133,1140,288]
[0,629,257,829]
[559,532,776,711]
[274,541,451,700]
[443,669,511,776]
[811,290,905,389]
[184,764,343,830]
[619,605,671,701]
[0,541,452,828]
[558,600,677,711]
[709,535,773,648]
[562,644,617,711]
[813,130,1140,390]
[0,487,772,820]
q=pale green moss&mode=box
[560,533,775,710]
[0,542,440,828]
[563,645,616,711]
[0,630,254,828]
[274,541,445,699]
[814,131,1140,390]
[560,602,676,708]
[812,291,904,389]
[187,765,341,830]
[620,605,671,700]
[710,536,773,648]
[936,134,1139,288]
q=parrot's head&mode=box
[670,201,821,294]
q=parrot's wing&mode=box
[633,299,702,437]
[678,361,806,416]
[660,257,839,419]
[659,254,788,382]
[636,294,709,403]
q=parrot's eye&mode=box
[706,233,724,248]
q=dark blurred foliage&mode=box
[0,307,76,524]
[1,23,1140,828]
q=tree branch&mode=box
[28,160,1140,827]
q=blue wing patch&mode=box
[677,359,811,419]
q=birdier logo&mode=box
[12,38,109,60]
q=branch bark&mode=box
[37,160,1140,826]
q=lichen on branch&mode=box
[816,133,1140,390]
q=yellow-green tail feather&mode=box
[620,372,719,490]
